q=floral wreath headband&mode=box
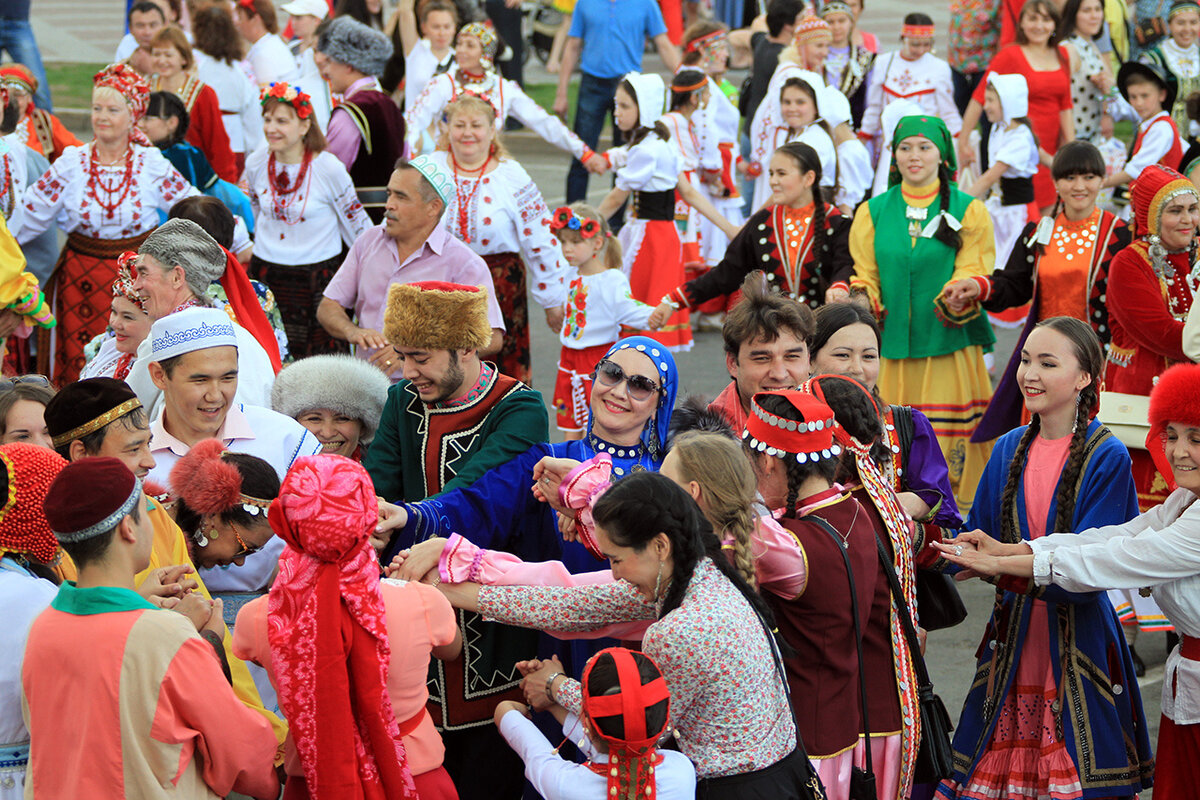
[261,82,313,120]
[550,206,603,238]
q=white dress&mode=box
[748,63,827,211]
[428,151,567,311]
[835,138,873,209]
[0,559,56,800]
[984,122,1039,269]
[660,110,705,266]
[404,70,587,159]
[611,134,680,279]
[245,149,371,264]
[194,52,269,155]
[695,77,746,265]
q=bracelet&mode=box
[659,294,680,310]
[545,671,565,704]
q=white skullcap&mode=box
[150,307,238,362]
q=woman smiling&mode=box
[937,361,1200,798]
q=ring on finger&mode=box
[954,545,963,557]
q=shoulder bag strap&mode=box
[803,514,874,780]
[874,532,934,689]
[889,404,915,492]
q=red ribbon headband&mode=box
[582,648,671,749]
[744,390,842,462]
[901,24,935,37]
[685,30,727,53]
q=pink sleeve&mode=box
[440,533,652,641]
[324,107,361,168]
[558,454,613,560]
[153,637,280,799]
[749,515,809,599]
[230,596,271,670]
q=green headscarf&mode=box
[888,115,957,188]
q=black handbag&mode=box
[874,533,956,783]
[890,405,968,631]
[806,516,877,800]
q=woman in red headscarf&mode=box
[16,64,199,384]
[233,454,462,800]
[1105,163,1199,510]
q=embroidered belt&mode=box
[0,742,30,771]
[632,189,675,220]
[999,176,1034,206]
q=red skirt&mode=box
[484,251,531,385]
[1154,713,1200,799]
[554,341,611,433]
[38,230,151,385]
[620,219,691,351]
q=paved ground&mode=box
[26,2,1168,792]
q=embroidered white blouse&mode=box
[18,143,198,244]
[245,148,371,263]
[559,269,654,348]
[428,151,567,310]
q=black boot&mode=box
[1130,646,1146,678]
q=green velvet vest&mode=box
[867,184,996,360]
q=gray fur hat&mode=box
[316,16,393,77]
[271,355,391,443]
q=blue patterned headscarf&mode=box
[589,336,678,458]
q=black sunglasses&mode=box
[0,374,50,393]
[593,360,662,401]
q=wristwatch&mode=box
[545,671,565,705]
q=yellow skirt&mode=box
[880,346,993,515]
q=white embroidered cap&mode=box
[150,307,238,362]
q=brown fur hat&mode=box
[383,281,492,351]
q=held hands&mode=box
[348,327,390,351]
[932,529,1025,578]
[386,536,446,582]
[171,592,225,636]
[940,279,981,314]
[582,152,609,175]
[494,699,532,727]
[370,498,408,553]
[647,301,674,330]
[367,343,403,378]
[558,512,579,543]
[531,456,582,512]
[518,655,565,711]
[824,286,850,304]
[138,564,198,602]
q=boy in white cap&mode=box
[145,306,321,591]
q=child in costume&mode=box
[597,72,739,352]
[650,141,852,329]
[495,647,695,800]
[931,318,1153,800]
[749,71,837,211]
[551,204,654,439]
[1141,0,1200,133]
[971,73,1040,332]
[1105,61,1183,192]
[660,70,712,287]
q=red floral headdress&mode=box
[114,251,147,310]
[93,63,151,145]
[684,29,727,53]
[549,206,601,238]
[261,81,314,120]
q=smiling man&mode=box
[319,155,504,380]
[364,281,548,503]
[709,273,815,431]
[143,307,321,592]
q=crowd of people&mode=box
[3,0,1200,798]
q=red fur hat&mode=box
[1145,363,1200,492]
[170,439,244,515]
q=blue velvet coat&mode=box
[937,420,1155,798]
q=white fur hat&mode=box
[271,355,392,443]
[316,16,393,77]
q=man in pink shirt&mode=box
[319,155,505,381]
[21,458,279,800]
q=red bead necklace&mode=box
[268,150,313,228]
[450,151,490,242]
[87,143,135,219]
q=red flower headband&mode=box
[261,82,313,120]
[549,206,601,238]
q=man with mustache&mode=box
[320,154,504,381]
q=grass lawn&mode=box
[45,62,110,110]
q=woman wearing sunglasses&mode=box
[170,439,280,570]
[370,336,677,735]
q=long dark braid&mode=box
[998,415,1041,544]
[932,163,962,251]
[811,182,828,270]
